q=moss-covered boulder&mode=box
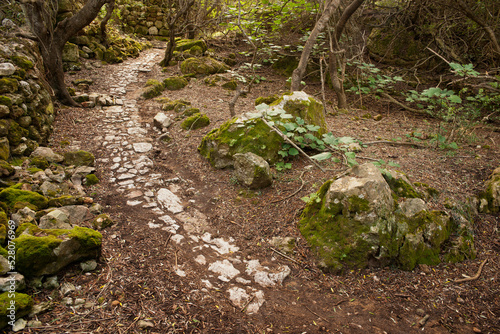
[0,78,19,94]
[181,113,210,130]
[142,80,164,99]
[175,39,207,53]
[163,76,188,91]
[161,99,191,112]
[91,213,114,230]
[0,160,14,177]
[63,150,95,167]
[180,57,229,76]
[0,187,48,211]
[270,91,327,136]
[14,224,102,277]
[222,80,238,90]
[233,152,272,189]
[0,138,9,161]
[199,117,283,169]
[62,42,80,62]
[84,174,99,186]
[298,163,475,273]
[0,292,33,329]
[479,166,500,213]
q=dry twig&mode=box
[271,170,307,203]
[270,247,301,265]
[455,259,488,283]
[304,305,330,323]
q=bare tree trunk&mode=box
[160,0,195,67]
[328,0,364,110]
[290,0,341,91]
[20,0,111,106]
[100,0,115,47]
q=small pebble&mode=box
[473,327,482,333]
[416,308,426,316]
[457,297,465,303]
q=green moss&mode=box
[181,113,210,130]
[204,75,221,86]
[198,117,284,168]
[14,224,102,276]
[142,81,164,99]
[382,170,422,199]
[0,292,33,328]
[175,39,207,52]
[180,57,229,76]
[347,195,370,213]
[189,45,204,56]
[27,167,43,173]
[85,174,99,185]
[0,187,48,211]
[0,78,19,94]
[0,96,12,107]
[281,98,327,136]
[162,99,191,112]
[179,108,200,119]
[63,150,95,167]
[8,120,29,147]
[47,195,79,207]
[10,55,34,70]
[255,94,279,106]
[91,213,114,230]
[29,156,49,169]
[221,80,238,90]
[163,76,188,91]
[0,160,14,176]
[413,182,440,198]
[146,79,161,86]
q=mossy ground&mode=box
[0,187,48,211]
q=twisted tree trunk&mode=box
[20,0,112,106]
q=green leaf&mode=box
[388,161,400,167]
[295,117,305,125]
[448,142,459,150]
[306,124,320,132]
[338,137,356,144]
[332,157,341,163]
[283,123,297,131]
[310,152,332,161]
[296,127,307,133]
[280,113,294,119]
[288,147,299,156]
[304,133,318,141]
[448,95,462,103]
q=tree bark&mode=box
[100,0,115,47]
[21,0,112,106]
[160,0,195,67]
[290,0,341,91]
[328,0,364,110]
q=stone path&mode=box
[89,49,291,314]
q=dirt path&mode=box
[35,46,499,334]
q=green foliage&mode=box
[347,62,403,96]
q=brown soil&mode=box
[27,40,499,334]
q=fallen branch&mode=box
[271,171,306,203]
[304,305,330,323]
[380,92,426,115]
[455,259,488,283]
[270,247,301,265]
[241,295,256,313]
[364,140,426,148]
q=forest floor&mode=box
[29,40,499,334]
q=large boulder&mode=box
[0,186,48,211]
[175,39,207,53]
[198,92,327,168]
[14,223,102,277]
[30,147,64,163]
[479,166,500,213]
[63,150,95,167]
[233,152,272,189]
[180,57,229,76]
[299,163,476,273]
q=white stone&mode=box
[171,234,185,244]
[201,233,239,254]
[208,260,240,281]
[126,200,142,206]
[194,255,206,265]
[117,173,135,180]
[157,188,183,213]
[133,142,152,153]
[245,260,291,287]
[0,62,16,77]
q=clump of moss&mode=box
[91,213,114,230]
[0,292,33,329]
[85,174,99,185]
[181,113,210,130]
[222,80,238,90]
[382,170,422,199]
[255,94,279,106]
[29,156,49,170]
[162,99,191,112]
[0,187,48,211]
[163,76,188,91]
[146,79,161,87]
[0,78,19,94]
[10,55,34,70]
[0,160,14,177]
[142,81,164,99]
[175,39,207,53]
[180,57,229,76]
[63,150,95,167]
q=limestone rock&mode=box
[62,42,80,62]
[0,63,16,77]
[39,209,72,229]
[180,57,229,76]
[15,224,102,277]
[298,163,474,273]
[233,153,272,189]
[91,214,114,230]
[63,150,95,167]
[0,273,26,292]
[153,112,172,129]
[479,166,500,213]
[80,259,97,272]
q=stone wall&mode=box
[0,32,54,159]
[118,4,169,37]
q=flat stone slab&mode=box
[133,142,153,153]
[157,188,183,214]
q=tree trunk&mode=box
[328,0,364,110]
[20,0,111,106]
[100,0,115,47]
[290,0,341,91]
